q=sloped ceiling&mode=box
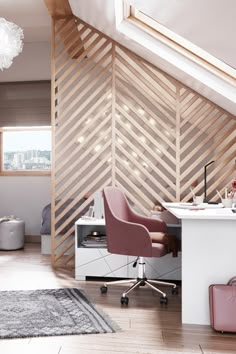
[69,0,236,115]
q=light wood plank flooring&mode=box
[0,243,235,353]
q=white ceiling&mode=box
[0,0,51,43]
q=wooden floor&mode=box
[0,244,235,353]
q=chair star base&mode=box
[100,257,178,305]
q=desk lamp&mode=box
[204,160,215,203]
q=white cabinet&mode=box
[75,248,129,280]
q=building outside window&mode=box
[2,128,51,171]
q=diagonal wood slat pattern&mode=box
[51,17,236,267]
[52,18,113,267]
[114,45,177,208]
[179,87,236,202]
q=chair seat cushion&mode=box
[151,242,168,257]
[150,232,178,257]
[150,232,168,244]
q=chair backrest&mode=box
[104,186,130,221]
[103,186,152,256]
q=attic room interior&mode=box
[0,0,236,352]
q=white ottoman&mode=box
[0,219,25,250]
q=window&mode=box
[125,5,236,83]
[0,127,51,174]
[0,81,51,175]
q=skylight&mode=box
[125,3,236,82]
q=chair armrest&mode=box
[129,209,167,233]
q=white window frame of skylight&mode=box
[125,5,236,84]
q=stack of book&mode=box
[81,235,107,248]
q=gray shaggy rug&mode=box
[0,288,116,339]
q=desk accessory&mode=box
[221,198,233,208]
[216,190,222,202]
[193,195,204,205]
[203,160,215,203]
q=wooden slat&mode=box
[44,0,73,18]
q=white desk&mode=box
[163,202,236,325]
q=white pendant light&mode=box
[0,18,24,71]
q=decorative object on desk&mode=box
[190,186,196,200]
[193,195,204,205]
[216,189,223,202]
[203,160,215,202]
[232,179,236,191]
[0,18,24,70]
[217,179,236,208]
[0,288,116,339]
[152,204,163,212]
[151,203,164,218]
[209,277,236,333]
[229,179,236,204]
[221,198,233,208]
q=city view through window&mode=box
[3,129,51,171]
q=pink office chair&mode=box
[100,186,178,305]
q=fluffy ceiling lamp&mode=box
[0,17,24,71]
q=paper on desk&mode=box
[163,202,223,210]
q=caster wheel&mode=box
[172,286,178,295]
[100,286,107,294]
[120,296,129,305]
[160,296,168,305]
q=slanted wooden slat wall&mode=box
[51,17,236,268]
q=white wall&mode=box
[0,176,51,236]
[0,42,51,82]
[0,41,51,237]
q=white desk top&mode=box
[75,216,181,227]
[163,202,236,220]
[75,217,105,225]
